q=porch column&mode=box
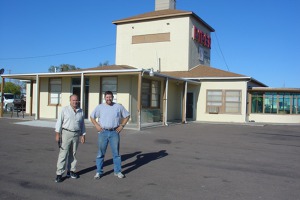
[246,92,251,122]
[182,81,187,123]
[137,73,142,130]
[80,73,84,109]
[164,78,169,126]
[0,77,4,117]
[29,80,34,116]
[35,75,40,120]
[162,79,166,125]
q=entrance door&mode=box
[72,78,89,119]
[72,86,81,102]
[186,92,194,119]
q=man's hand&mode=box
[81,135,85,144]
[90,117,103,132]
[95,124,103,132]
[116,125,124,133]
[55,132,60,142]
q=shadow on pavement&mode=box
[77,150,168,177]
[122,150,168,175]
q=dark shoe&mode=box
[55,175,62,183]
[66,171,71,178]
[70,171,79,179]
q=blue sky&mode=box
[0,0,299,88]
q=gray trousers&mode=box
[56,130,79,175]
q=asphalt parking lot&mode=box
[0,118,300,200]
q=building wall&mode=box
[248,114,300,123]
[88,75,132,121]
[26,82,37,114]
[88,76,100,118]
[189,18,212,68]
[167,80,182,121]
[196,80,248,123]
[129,76,138,123]
[115,17,191,72]
[38,77,72,119]
[28,76,134,120]
[117,75,131,112]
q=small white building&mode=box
[1,0,300,127]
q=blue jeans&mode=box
[96,130,121,174]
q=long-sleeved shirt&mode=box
[55,105,86,136]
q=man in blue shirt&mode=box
[90,91,130,179]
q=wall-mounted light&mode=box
[142,68,155,77]
[149,68,154,77]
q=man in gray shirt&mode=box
[55,94,86,183]
[90,91,130,179]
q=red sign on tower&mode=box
[192,26,211,49]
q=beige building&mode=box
[1,0,300,127]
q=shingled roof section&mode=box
[75,65,138,71]
[160,65,246,78]
[112,9,215,32]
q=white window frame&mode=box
[49,78,62,105]
[101,76,117,103]
[206,90,242,114]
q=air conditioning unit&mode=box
[208,106,219,114]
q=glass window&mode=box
[278,93,291,114]
[142,81,150,108]
[206,90,222,113]
[291,94,300,114]
[206,90,242,114]
[250,91,300,115]
[151,81,160,108]
[264,93,277,114]
[251,93,263,113]
[142,80,160,108]
[49,78,61,105]
[207,90,222,107]
[101,77,117,103]
[72,78,81,85]
[225,91,241,113]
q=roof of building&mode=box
[112,9,215,32]
[160,65,246,78]
[77,65,244,78]
[75,65,137,71]
[249,87,300,92]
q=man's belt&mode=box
[103,127,118,131]
[62,128,80,132]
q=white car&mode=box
[0,93,15,111]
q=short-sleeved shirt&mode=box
[55,105,86,135]
[90,103,130,129]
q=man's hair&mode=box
[104,91,113,97]
[70,94,78,100]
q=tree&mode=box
[1,82,21,95]
[48,65,57,73]
[98,61,110,67]
[48,64,80,72]
[60,64,78,72]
